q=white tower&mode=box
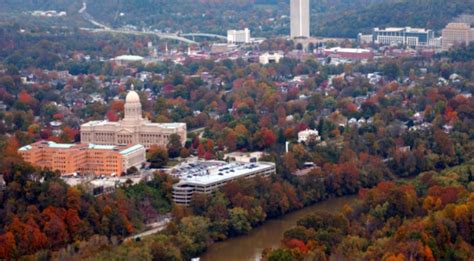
[290,0,310,38]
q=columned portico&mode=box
[81,87,187,148]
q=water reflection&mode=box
[201,196,357,261]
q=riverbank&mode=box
[201,195,358,261]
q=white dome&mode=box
[126,90,140,103]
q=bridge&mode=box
[82,28,198,44]
[79,2,226,45]
[180,33,227,40]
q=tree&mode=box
[177,216,210,258]
[253,128,276,150]
[150,235,183,261]
[228,208,252,236]
[0,232,16,259]
[382,62,401,81]
[168,134,183,158]
[267,249,294,261]
[148,146,169,168]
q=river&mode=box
[201,195,358,261]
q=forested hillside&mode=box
[316,0,474,37]
[1,0,472,37]
[265,161,474,260]
[0,0,393,37]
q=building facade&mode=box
[322,47,374,61]
[171,160,276,205]
[259,52,284,64]
[227,28,251,44]
[442,23,474,50]
[18,141,146,176]
[298,129,321,143]
[290,0,310,38]
[360,27,435,48]
[81,89,187,149]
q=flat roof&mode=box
[88,144,116,150]
[113,55,144,61]
[119,144,145,155]
[82,120,185,129]
[81,120,120,127]
[172,160,275,186]
[325,47,371,54]
[18,145,33,151]
[374,27,429,33]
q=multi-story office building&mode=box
[442,23,474,50]
[290,0,310,38]
[171,160,276,205]
[374,27,434,47]
[227,28,251,44]
[81,87,186,149]
[18,141,146,176]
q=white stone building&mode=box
[227,28,251,44]
[290,0,310,38]
[81,88,187,149]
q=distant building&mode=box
[81,88,187,149]
[0,175,5,191]
[227,28,251,44]
[259,52,284,64]
[442,23,474,50]
[111,55,144,66]
[359,27,435,48]
[290,0,310,38]
[298,129,320,143]
[224,151,265,163]
[210,43,236,54]
[322,47,374,61]
[18,141,146,176]
[0,101,7,111]
[170,160,276,205]
[32,10,67,17]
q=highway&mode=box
[79,2,225,45]
[82,28,198,44]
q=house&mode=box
[298,129,321,143]
[0,175,5,191]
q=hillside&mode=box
[0,0,392,37]
[316,0,474,38]
[1,0,473,38]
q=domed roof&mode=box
[125,91,140,103]
[126,90,140,103]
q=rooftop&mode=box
[81,120,185,129]
[113,55,144,61]
[170,160,275,186]
[445,23,472,30]
[88,144,116,150]
[375,27,429,33]
[19,141,145,155]
[325,47,371,54]
[19,141,77,151]
[119,144,145,155]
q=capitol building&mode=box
[81,88,186,149]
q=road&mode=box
[125,217,171,241]
[82,28,198,44]
[78,2,213,44]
